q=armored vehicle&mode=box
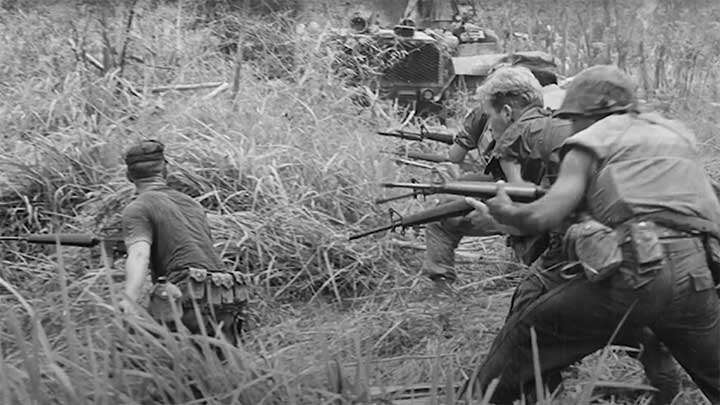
[329,10,559,118]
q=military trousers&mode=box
[506,255,682,404]
[422,205,503,281]
[467,236,720,404]
[421,173,501,282]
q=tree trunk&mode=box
[603,0,612,64]
[561,4,569,74]
[654,44,666,89]
[638,41,650,97]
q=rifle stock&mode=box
[349,199,474,240]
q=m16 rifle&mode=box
[0,231,126,258]
[384,150,450,163]
[350,181,547,240]
[381,180,546,203]
[377,125,455,145]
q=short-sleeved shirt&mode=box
[122,185,224,282]
[454,106,490,152]
[492,106,575,267]
[492,105,573,186]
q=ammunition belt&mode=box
[183,267,249,307]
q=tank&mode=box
[326,2,559,118]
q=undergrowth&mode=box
[0,1,717,404]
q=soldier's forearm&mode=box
[447,143,469,163]
[124,243,150,301]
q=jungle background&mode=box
[0,0,719,403]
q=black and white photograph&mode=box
[0,0,718,403]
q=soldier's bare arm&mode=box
[124,241,151,302]
[447,143,469,163]
[499,160,523,183]
[121,202,154,305]
[482,147,596,234]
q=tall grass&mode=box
[0,2,714,404]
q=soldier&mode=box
[422,63,565,286]
[118,140,247,346]
[422,65,562,286]
[464,65,720,404]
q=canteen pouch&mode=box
[148,281,183,323]
[564,219,623,282]
[187,268,208,300]
[628,222,664,266]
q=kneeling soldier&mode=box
[118,140,247,345]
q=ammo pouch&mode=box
[565,218,673,284]
[148,280,184,323]
[184,268,250,309]
[507,233,550,266]
[564,219,623,282]
[703,236,720,290]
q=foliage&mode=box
[0,1,718,404]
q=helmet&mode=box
[555,65,637,118]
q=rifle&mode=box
[385,150,450,163]
[349,199,474,240]
[380,180,546,203]
[377,125,455,145]
[0,232,126,257]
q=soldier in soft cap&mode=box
[462,65,720,404]
[120,140,248,347]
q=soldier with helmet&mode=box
[463,65,720,404]
[119,140,248,346]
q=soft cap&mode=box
[124,140,165,166]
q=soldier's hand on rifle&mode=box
[465,182,527,236]
[485,180,513,213]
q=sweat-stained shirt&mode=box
[492,105,575,268]
[122,185,224,283]
[492,105,573,186]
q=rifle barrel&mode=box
[401,151,449,163]
[376,131,422,142]
[348,224,396,241]
[13,233,100,247]
[391,158,435,170]
[376,130,454,145]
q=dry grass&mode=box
[0,2,717,404]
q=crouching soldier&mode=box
[118,140,248,346]
[422,63,565,287]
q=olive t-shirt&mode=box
[122,186,224,282]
